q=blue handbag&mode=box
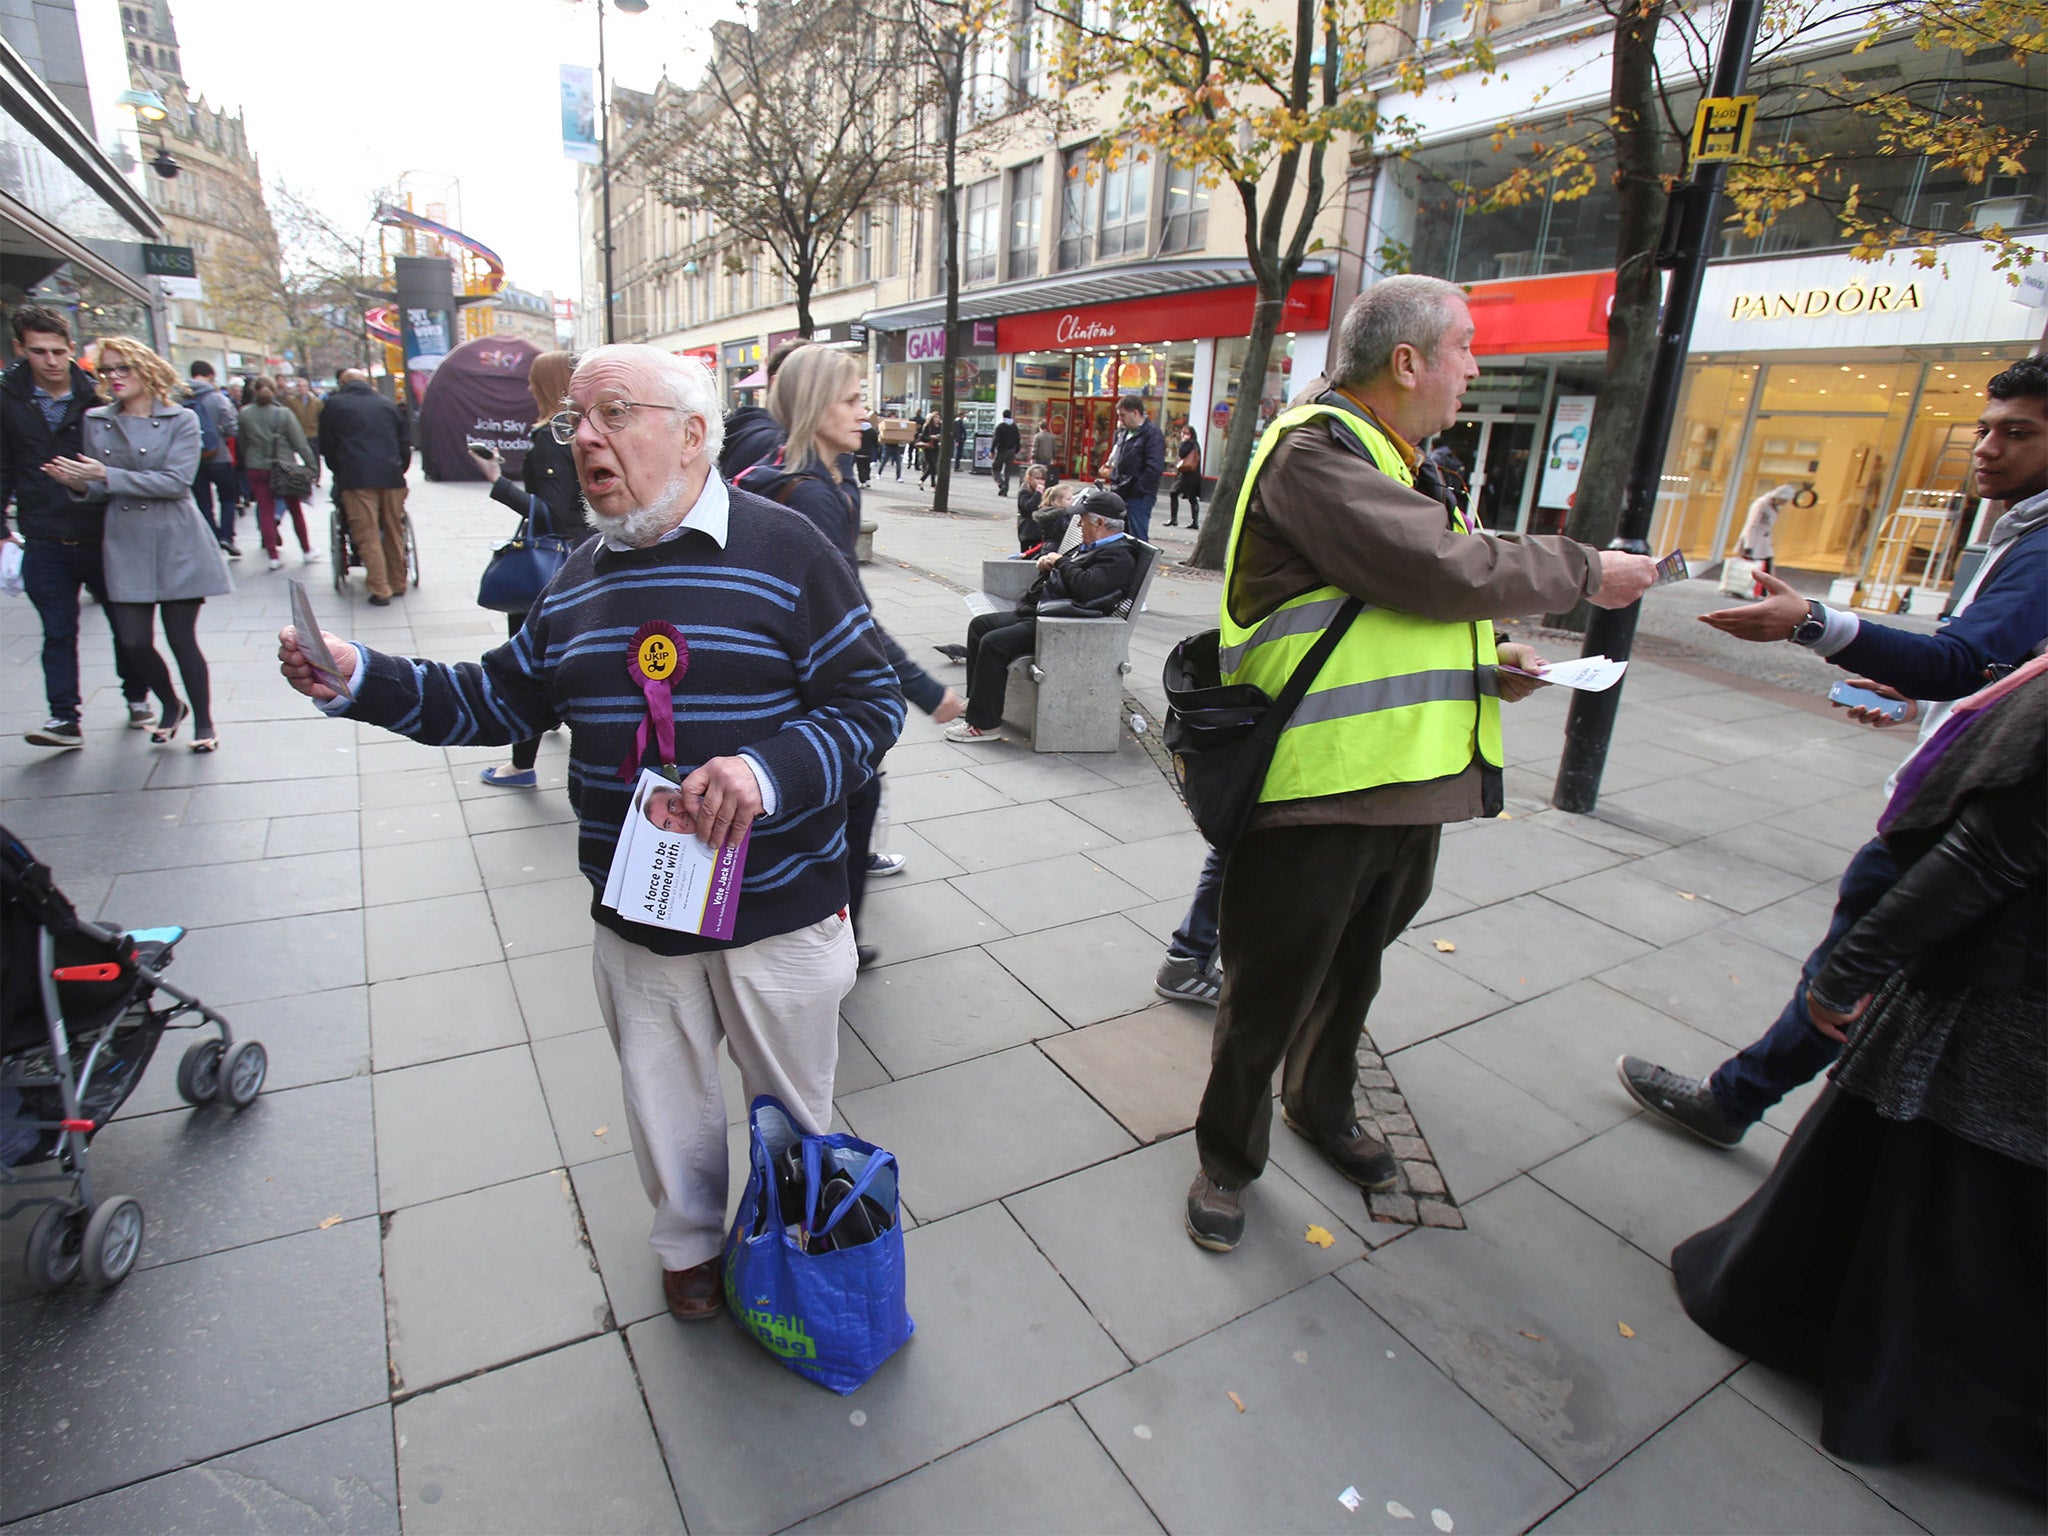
[722,1096,914,1394]
[476,494,575,613]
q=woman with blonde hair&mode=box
[44,336,229,751]
[744,344,960,966]
[474,348,591,788]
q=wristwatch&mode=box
[1790,600,1828,647]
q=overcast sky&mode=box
[160,0,730,303]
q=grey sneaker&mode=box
[1616,1056,1745,1148]
[1185,1171,1245,1251]
[1281,1110,1400,1191]
[866,852,908,878]
[25,718,82,749]
[1155,954,1221,1006]
[127,700,154,729]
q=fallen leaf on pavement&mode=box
[1618,1321,1636,1339]
[318,1215,343,1229]
[1496,811,1513,820]
[1227,1390,1246,1412]
[1386,1501,1414,1520]
[1677,891,1696,901]
[1432,939,1456,952]
[594,1125,609,1137]
[1305,1224,1335,1249]
[1519,1330,1544,1342]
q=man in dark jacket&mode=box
[1,306,149,747]
[1103,394,1164,541]
[186,360,242,557]
[718,339,804,480]
[990,410,1021,496]
[317,369,412,605]
[1620,353,2048,1150]
[952,413,969,471]
[943,486,1138,743]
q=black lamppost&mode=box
[597,0,649,345]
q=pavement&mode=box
[0,472,2040,1536]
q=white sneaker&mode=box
[943,721,1004,744]
[302,549,325,564]
[267,557,284,571]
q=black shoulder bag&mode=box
[1161,597,1365,850]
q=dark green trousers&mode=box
[1195,822,1441,1187]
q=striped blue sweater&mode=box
[342,488,905,954]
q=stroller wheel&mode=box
[176,1039,223,1104]
[24,1204,86,1292]
[82,1196,144,1289]
[219,1039,267,1109]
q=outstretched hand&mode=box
[1586,551,1658,610]
[1699,570,1808,640]
[277,625,355,702]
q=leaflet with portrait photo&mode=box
[600,770,748,939]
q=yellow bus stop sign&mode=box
[1691,96,1759,162]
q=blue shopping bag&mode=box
[722,1095,914,1394]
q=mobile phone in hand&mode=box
[1828,680,1910,721]
[468,442,495,459]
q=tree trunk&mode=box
[934,55,962,514]
[795,260,815,337]
[1546,0,1668,630]
[1188,287,1287,569]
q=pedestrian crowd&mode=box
[9,273,2038,1502]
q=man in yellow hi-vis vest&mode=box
[1186,275,1658,1252]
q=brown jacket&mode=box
[1233,392,1602,828]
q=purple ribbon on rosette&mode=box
[619,620,688,782]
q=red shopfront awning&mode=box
[996,274,1335,354]
[1463,270,1616,355]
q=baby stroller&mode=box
[1,827,267,1291]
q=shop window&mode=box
[1405,124,1638,282]
[1009,161,1043,280]
[1058,143,1096,270]
[1425,0,1470,38]
[962,176,1000,285]
[1652,364,1757,559]
[1160,160,1208,253]
[1097,148,1152,259]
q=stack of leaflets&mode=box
[601,770,749,939]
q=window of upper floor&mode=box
[963,176,1002,284]
[1009,160,1043,280]
[1159,159,1209,254]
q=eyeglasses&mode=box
[99,364,135,378]
[548,399,680,444]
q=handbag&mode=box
[723,1096,914,1395]
[477,494,576,613]
[1161,598,1364,850]
[268,453,314,501]
[1719,556,1761,597]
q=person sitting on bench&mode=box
[940,486,1136,744]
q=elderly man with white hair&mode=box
[279,345,904,1320]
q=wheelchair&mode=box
[328,487,421,596]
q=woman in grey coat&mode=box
[43,336,231,751]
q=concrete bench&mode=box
[974,540,1162,753]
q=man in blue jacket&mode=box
[1103,394,1164,542]
[1,306,150,747]
[1620,354,2048,1146]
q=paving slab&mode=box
[1623,839,1816,915]
[118,984,370,1117]
[359,836,483,906]
[1061,781,1200,843]
[1075,1277,1571,1534]
[0,1220,388,1523]
[1723,886,1838,963]
[150,909,365,1008]
[1431,818,1627,906]
[1385,1038,1589,1202]
[949,851,1149,935]
[458,786,578,836]
[1708,819,1866,885]
[1762,789,1886,852]
[862,819,965,886]
[31,818,268,881]
[961,754,1127,802]
[1340,1176,1742,1487]
[1597,777,1762,840]
[1534,1386,1920,1534]
[842,947,1069,1079]
[1441,979,1734,1136]
[532,1027,630,1164]
[1262,1115,1409,1249]
[985,913,1161,1027]
[368,961,525,1070]
[1006,1134,1359,1362]
[789,1405,1161,1535]
[469,820,583,887]
[489,874,598,957]
[1367,942,1514,1054]
[370,1045,561,1210]
[853,879,1012,965]
[264,808,361,857]
[885,767,1014,824]
[362,891,502,983]
[1087,828,1208,901]
[1543,865,1741,948]
[1406,894,1652,1004]
[383,1170,608,1393]
[569,1151,667,1328]
[508,943,604,1038]
[1037,1004,1212,1144]
[2,1406,399,1536]
[628,1202,1128,1534]
[394,1335,682,1535]
[81,1075,375,1270]
[915,802,1117,874]
[839,1045,1135,1219]
[1598,929,1806,1048]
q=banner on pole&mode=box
[561,65,601,165]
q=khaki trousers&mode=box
[340,486,408,598]
[590,915,857,1271]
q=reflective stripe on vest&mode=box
[1219,400,1503,805]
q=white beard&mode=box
[588,469,690,547]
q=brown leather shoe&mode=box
[662,1256,724,1321]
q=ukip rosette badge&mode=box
[621,621,689,781]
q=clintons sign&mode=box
[997,276,1334,353]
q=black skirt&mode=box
[1673,1085,2046,1498]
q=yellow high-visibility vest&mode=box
[1220,401,1502,805]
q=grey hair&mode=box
[573,343,724,463]
[1328,275,1469,390]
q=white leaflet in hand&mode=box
[287,579,353,700]
[1501,654,1629,691]
[601,770,749,939]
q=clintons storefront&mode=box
[994,276,1335,479]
